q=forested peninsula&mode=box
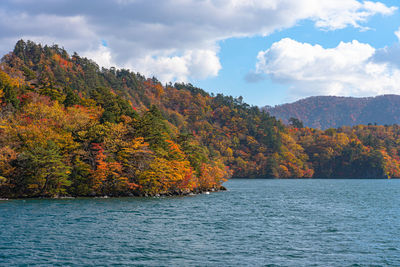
[1,40,400,198]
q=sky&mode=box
[1,0,400,106]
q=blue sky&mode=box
[195,0,400,106]
[1,0,400,106]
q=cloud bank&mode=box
[255,35,400,99]
[0,0,396,82]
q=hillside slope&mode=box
[2,40,400,198]
[0,40,316,198]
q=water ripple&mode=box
[1,179,400,266]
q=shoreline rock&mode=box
[0,185,228,199]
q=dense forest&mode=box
[1,40,400,198]
[264,95,400,129]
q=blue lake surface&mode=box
[1,179,400,266]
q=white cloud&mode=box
[0,0,397,82]
[310,0,397,30]
[125,49,221,83]
[396,27,400,41]
[256,38,400,99]
[82,45,116,69]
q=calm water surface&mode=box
[1,179,400,266]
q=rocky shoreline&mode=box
[0,186,227,199]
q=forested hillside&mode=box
[1,40,400,198]
[264,95,400,129]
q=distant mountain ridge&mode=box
[264,95,400,129]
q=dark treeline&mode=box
[0,40,399,197]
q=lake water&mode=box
[1,179,400,266]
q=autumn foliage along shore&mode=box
[1,41,400,197]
